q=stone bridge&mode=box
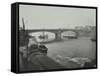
[26,29,84,40]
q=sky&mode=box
[19,4,96,29]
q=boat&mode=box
[38,31,49,43]
[90,29,96,41]
[38,34,48,39]
[91,35,96,41]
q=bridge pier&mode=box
[75,31,78,38]
[55,31,62,40]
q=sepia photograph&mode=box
[18,3,97,72]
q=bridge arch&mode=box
[29,31,55,42]
[26,29,79,41]
[61,31,78,39]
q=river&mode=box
[45,37,96,60]
[30,32,96,60]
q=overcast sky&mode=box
[19,5,96,29]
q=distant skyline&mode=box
[19,5,96,29]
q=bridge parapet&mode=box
[26,29,83,34]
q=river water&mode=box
[45,37,96,60]
[30,32,96,60]
[19,31,96,70]
[29,32,96,68]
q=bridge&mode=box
[20,18,88,41]
[26,29,85,40]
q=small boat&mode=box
[38,34,48,39]
[90,30,96,41]
[91,36,96,41]
[38,31,49,43]
[39,35,46,39]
